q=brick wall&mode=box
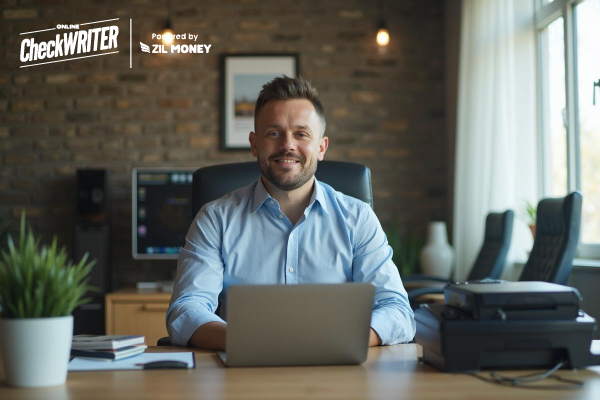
[0,0,447,287]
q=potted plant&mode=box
[386,222,423,278]
[521,201,537,238]
[0,214,95,388]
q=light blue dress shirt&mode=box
[167,177,416,346]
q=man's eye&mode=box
[267,131,279,136]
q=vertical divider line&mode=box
[130,19,132,68]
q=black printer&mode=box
[414,281,600,372]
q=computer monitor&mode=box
[132,168,195,260]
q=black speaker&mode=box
[74,169,110,335]
[76,169,107,226]
[73,295,105,336]
[74,224,110,293]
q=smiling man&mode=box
[167,76,415,350]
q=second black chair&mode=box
[519,191,582,285]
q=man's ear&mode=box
[317,136,329,161]
[249,131,258,157]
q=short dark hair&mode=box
[254,75,326,136]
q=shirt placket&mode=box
[285,206,314,284]
[285,227,298,284]
[268,199,296,284]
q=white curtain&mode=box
[454,0,538,281]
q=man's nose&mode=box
[279,132,297,151]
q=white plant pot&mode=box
[0,315,73,388]
[420,222,455,279]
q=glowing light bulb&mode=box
[376,28,389,46]
[162,29,174,45]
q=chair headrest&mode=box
[192,160,373,216]
[536,191,582,236]
[484,210,514,240]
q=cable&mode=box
[491,360,563,384]
[467,361,584,390]
[495,308,507,321]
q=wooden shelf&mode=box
[105,288,172,347]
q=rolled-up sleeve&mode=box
[166,206,226,346]
[352,206,416,345]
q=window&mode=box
[540,16,567,197]
[574,0,600,244]
[536,0,600,257]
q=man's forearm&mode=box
[188,321,227,351]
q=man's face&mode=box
[250,99,328,191]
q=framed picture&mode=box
[221,53,299,150]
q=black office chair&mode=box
[519,191,582,285]
[406,210,514,305]
[158,160,374,346]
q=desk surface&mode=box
[1,345,600,399]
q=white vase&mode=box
[0,315,73,388]
[420,222,455,279]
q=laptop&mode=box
[218,283,375,367]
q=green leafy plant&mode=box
[386,222,424,277]
[0,214,96,318]
[519,200,537,238]
[520,201,537,226]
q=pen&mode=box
[135,360,188,369]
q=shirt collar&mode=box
[311,178,330,216]
[252,177,271,213]
[251,177,330,216]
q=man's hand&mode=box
[188,321,227,351]
[189,322,379,349]
[369,328,382,347]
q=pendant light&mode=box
[376,0,390,47]
[162,0,174,46]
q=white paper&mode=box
[68,352,195,371]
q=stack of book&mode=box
[71,335,147,361]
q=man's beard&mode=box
[259,151,317,191]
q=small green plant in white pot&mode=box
[0,214,95,388]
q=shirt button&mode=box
[278,214,283,219]
[270,200,274,205]
[290,233,294,238]
[289,267,294,273]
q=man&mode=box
[167,76,415,350]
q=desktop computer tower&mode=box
[72,293,106,336]
[73,170,110,335]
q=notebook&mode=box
[72,335,145,350]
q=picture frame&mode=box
[221,53,299,150]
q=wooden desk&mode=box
[1,345,600,399]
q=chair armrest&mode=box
[402,274,451,284]
[407,285,445,301]
[157,337,172,346]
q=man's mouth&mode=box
[275,159,300,164]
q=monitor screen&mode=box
[132,168,195,259]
